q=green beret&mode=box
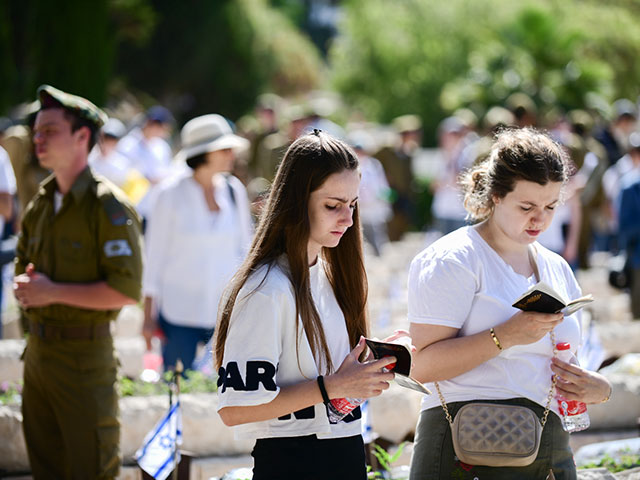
[37,84,108,129]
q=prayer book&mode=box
[365,338,431,395]
[512,281,593,316]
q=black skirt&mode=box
[251,434,367,480]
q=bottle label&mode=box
[558,398,587,416]
[330,397,358,415]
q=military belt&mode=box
[28,321,111,340]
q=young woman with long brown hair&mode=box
[214,130,397,479]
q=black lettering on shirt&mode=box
[278,405,316,421]
[218,360,277,394]
[245,360,277,391]
[218,362,245,393]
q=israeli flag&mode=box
[135,400,183,480]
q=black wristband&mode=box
[317,375,330,404]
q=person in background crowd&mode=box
[408,128,611,479]
[215,130,401,480]
[89,117,131,188]
[258,103,313,182]
[594,99,637,167]
[14,85,143,479]
[0,102,50,222]
[142,114,253,372]
[563,110,609,267]
[430,116,470,235]
[506,92,538,128]
[117,105,174,184]
[244,93,282,180]
[617,133,640,319]
[118,105,175,221]
[375,114,422,241]
[0,141,16,338]
[458,106,516,167]
[347,130,391,256]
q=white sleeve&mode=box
[142,188,174,297]
[0,148,16,194]
[229,175,254,257]
[217,288,288,409]
[407,254,477,328]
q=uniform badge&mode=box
[104,239,132,257]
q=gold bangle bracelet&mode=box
[600,384,612,404]
[490,328,503,351]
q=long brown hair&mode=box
[214,130,368,373]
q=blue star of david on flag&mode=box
[135,400,183,480]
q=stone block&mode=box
[113,305,144,339]
[577,468,617,480]
[589,374,640,430]
[190,455,252,480]
[120,394,253,462]
[595,323,640,359]
[0,404,28,471]
[115,337,145,379]
[0,339,25,383]
[368,383,422,444]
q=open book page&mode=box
[364,338,431,395]
[512,281,593,315]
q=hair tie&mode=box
[313,128,322,136]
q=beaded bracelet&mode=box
[317,375,330,404]
[490,328,503,351]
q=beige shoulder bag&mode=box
[435,246,558,467]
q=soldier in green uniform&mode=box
[13,85,143,479]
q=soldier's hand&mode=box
[14,263,56,308]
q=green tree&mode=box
[0,0,155,113]
[439,3,640,119]
[116,0,323,123]
[329,0,640,144]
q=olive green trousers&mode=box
[22,334,120,479]
[409,398,577,480]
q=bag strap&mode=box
[435,243,557,427]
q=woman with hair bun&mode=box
[408,128,611,479]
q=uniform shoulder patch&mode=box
[96,181,136,226]
[104,239,133,257]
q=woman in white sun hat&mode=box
[142,114,254,372]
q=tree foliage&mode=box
[0,0,322,122]
[329,0,640,144]
[113,0,323,122]
[1,0,113,110]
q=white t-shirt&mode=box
[358,155,392,225]
[88,146,131,187]
[0,147,16,233]
[408,226,583,417]
[117,128,172,183]
[217,256,361,441]
[142,172,253,328]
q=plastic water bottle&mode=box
[327,397,364,423]
[555,342,590,433]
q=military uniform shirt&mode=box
[16,166,143,326]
